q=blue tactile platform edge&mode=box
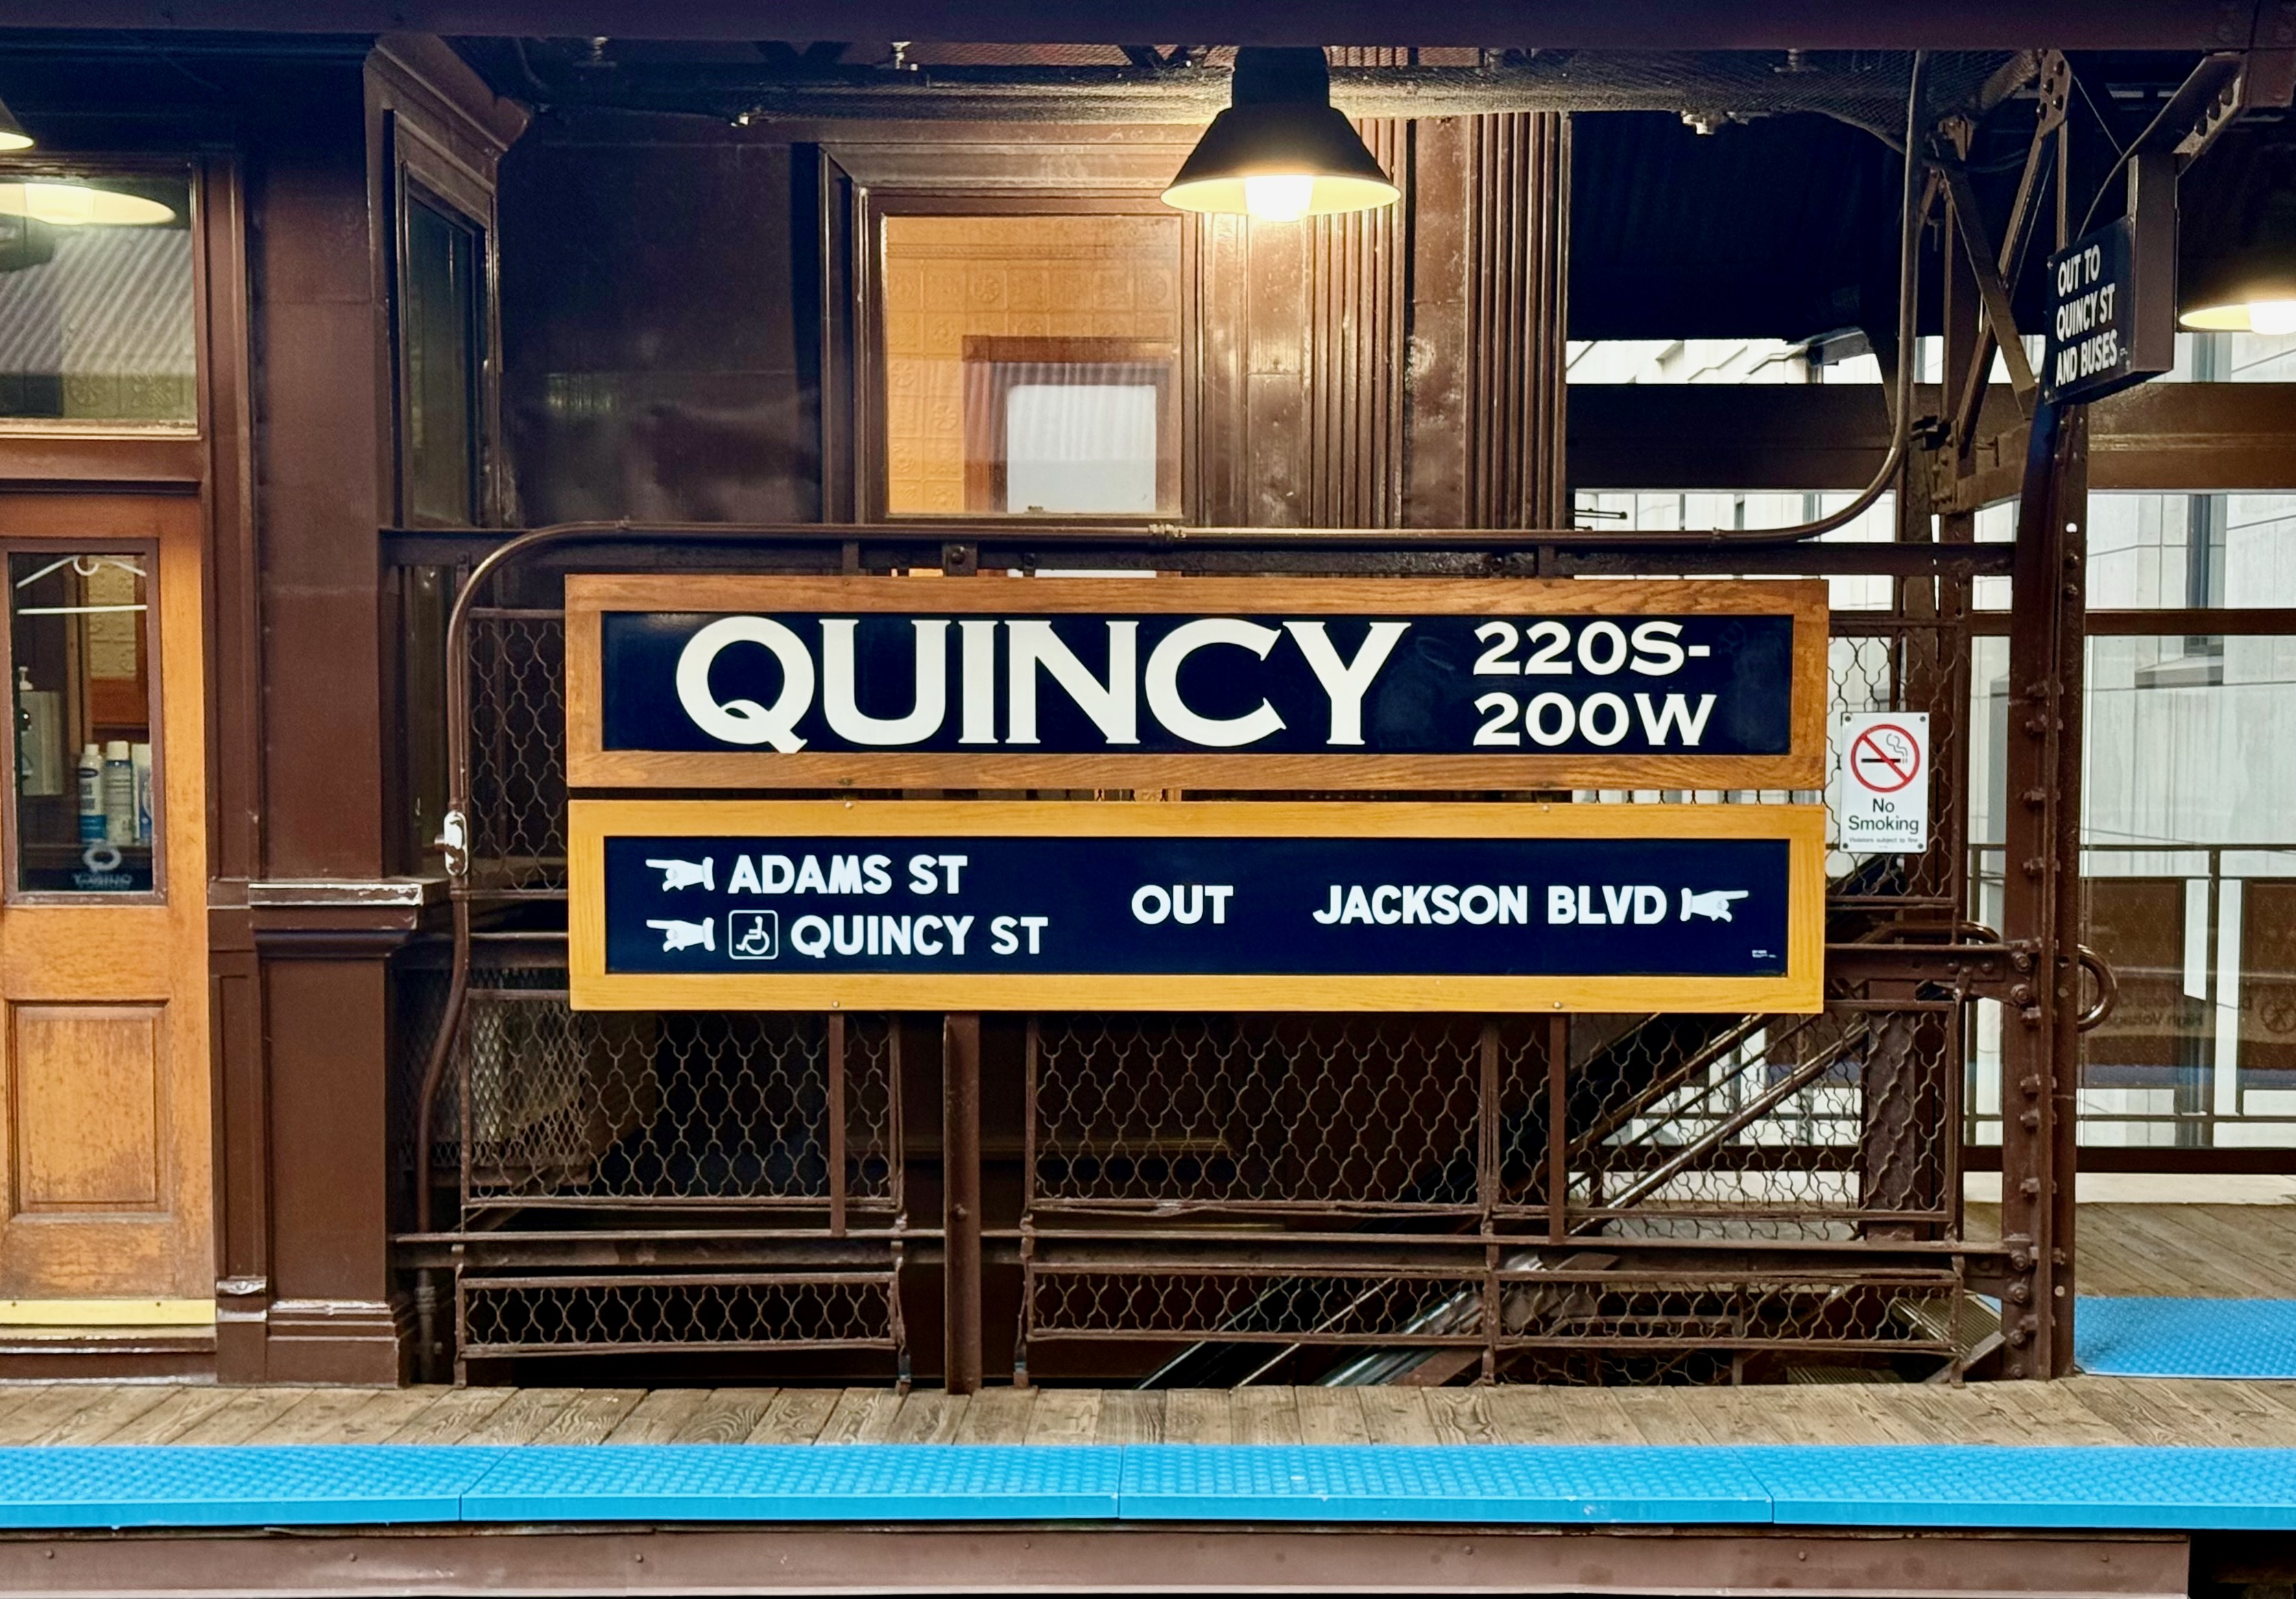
[0,1447,505,1528]
[462,1445,1123,1522]
[1,1444,2295,1532]
[2077,1297,2296,1380]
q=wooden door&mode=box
[0,492,209,1309]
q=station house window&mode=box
[399,193,486,526]
[5,548,159,895]
[876,212,1183,518]
[0,169,193,431]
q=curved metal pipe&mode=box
[410,523,572,1235]
[1660,47,1928,545]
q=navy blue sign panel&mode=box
[565,577,1830,791]
[569,801,1827,1014]
[599,610,1791,756]
[603,834,1790,977]
[2043,215,2173,406]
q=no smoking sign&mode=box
[1837,712,1928,854]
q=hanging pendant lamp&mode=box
[2182,163,2296,334]
[0,93,32,152]
[1162,47,1398,222]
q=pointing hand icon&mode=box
[1682,889,1751,922]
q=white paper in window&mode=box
[1003,383,1158,514]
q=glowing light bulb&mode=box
[2247,298,2296,335]
[1243,173,1315,222]
[0,130,29,154]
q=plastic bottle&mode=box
[76,743,104,842]
[16,669,60,797]
[132,743,153,845]
[103,740,134,845]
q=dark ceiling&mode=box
[0,29,2280,344]
[0,0,2271,51]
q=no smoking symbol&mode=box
[1851,723,1922,793]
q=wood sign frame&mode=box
[564,575,1830,793]
[569,798,1826,1015]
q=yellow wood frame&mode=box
[564,575,1831,792]
[569,799,1826,1015]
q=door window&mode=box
[8,550,156,893]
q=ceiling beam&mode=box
[0,1,2269,50]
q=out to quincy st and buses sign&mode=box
[566,576,1828,791]
[568,800,1825,1014]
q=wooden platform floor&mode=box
[1968,1202,2296,1297]
[0,1375,2291,1451]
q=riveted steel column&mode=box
[1998,398,2088,1377]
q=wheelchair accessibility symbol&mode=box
[727,910,780,961]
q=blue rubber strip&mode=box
[1117,1444,1771,1524]
[0,1443,2293,1532]
[461,1445,1123,1522]
[1747,1446,2296,1531]
[0,1445,504,1528]
[2077,1297,2296,1379]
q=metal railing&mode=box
[391,521,2019,1386]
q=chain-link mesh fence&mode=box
[468,608,569,895]
[456,987,898,1213]
[460,1271,901,1356]
[1028,1015,1485,1216]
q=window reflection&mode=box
[10,552,155,893]
[1966,632,2296,1149]
[0,173,194,428]
[403,197,484,525]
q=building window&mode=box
[878,213,1182,517]
[400,193,486,525]
[0,171,195,431]
[7,550,158,895]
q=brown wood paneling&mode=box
[1244,211,1308,528]
[11,1005,164,1212]
[253,136,389,881]
[1306,119,1407,528]
[0,436,203,490]
[1192,212,1250,527]
[259,955,400,1382]
[217,41,518,1383]
[1403,117,1472,529]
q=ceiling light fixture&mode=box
[2181,154,2296,334]
[0,181,175,228]
[1161,47,1398,223]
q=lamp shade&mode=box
[0,94,29,153]
[1162,47,1398,221]
[0,182,174,227]
[2182,161,2296,333]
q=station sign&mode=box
[565,576,1828,792]
[569,800,1826,1014]
[2042,213,2173,406]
